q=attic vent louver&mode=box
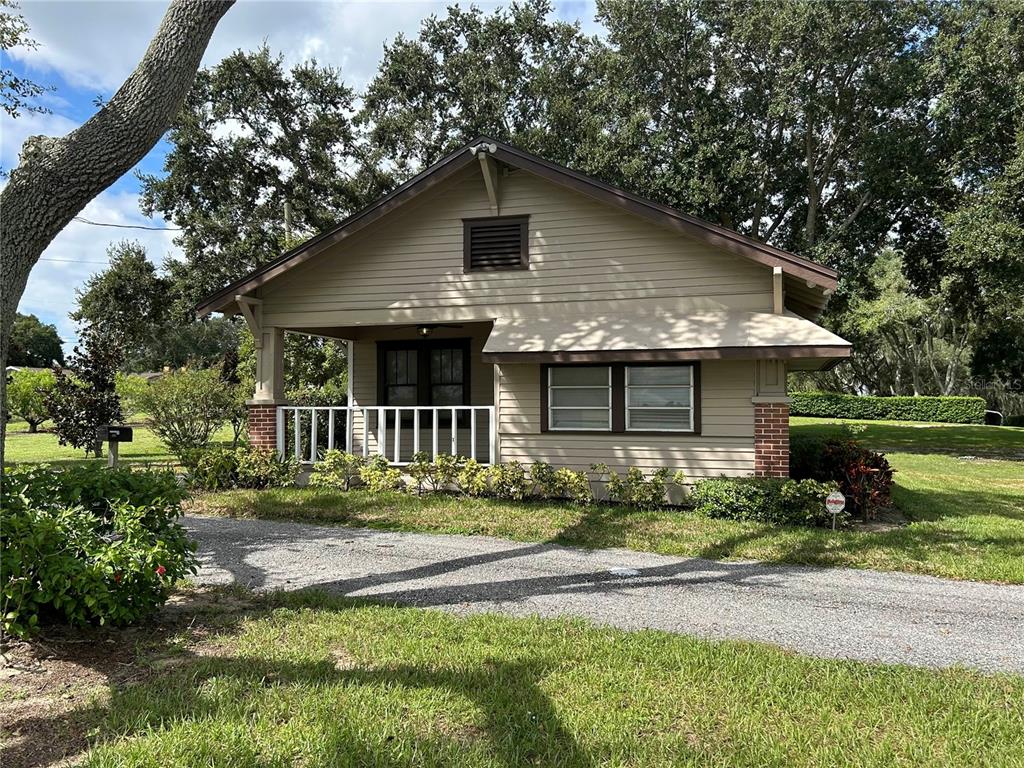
[464,216,529,272]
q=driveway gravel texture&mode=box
[184,514,1024,674]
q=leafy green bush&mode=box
[4,463,186,521]
[186,446,298,490]
[530,461,559,498]
[593,465,686,510]
[488,461,528,500]
[114,372,150,424]
[790,434,894,519]
[690,477,840,527]
[7,368,55,432]
[1005,414,1024,427]
[135,368,232,458]
[309,450,366,491]
[359,455,404,493]
[1,465,196,638]
[457,458,490,497]
[553,467,592,505]
[790,391,986,424]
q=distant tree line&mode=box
[70,0,1023,406]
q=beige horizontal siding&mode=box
[495,359,756,479]
[261,166,772,328]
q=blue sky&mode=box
[2,0,602,355]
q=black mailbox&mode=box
[96,425,133,443]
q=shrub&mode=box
[114,372,150,424]
[136,368,232,458]
[309,450,366,491]
[530,461,559,498]
[407,451,434,494]
[6,368,55,432]
[1,465,196,638]
[431,454,462,490]
[47,324,123,457]
[489,461,528,500]
[359,455,404,493]
[186,446,298,491]
[4,463,186,521]
[690,477,840,527]
[790,434,894,519]
[790,391,986,424]
[595,465,686,510]
[457,458,491,497]
[553,467,592,505]
[1005,414,1024,427]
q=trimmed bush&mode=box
[1,465,196,638]
[790,434,894,519]
[135,368,232,458]
[690,477,840,527]
[790,391,986,424]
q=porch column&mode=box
[248,326,285,450]
[752,359,790,478]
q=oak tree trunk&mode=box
[0,0,233,469]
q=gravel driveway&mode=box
[185,514,1024,674]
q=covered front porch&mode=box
[247,318,497,465]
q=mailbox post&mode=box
[96,425,133,468]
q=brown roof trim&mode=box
[194,143,479,316]
[490,144,837,289]
[481,345,851,365]
[196,136,838,317]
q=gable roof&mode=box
[196,137,839,317]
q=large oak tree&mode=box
[0,0,234,465]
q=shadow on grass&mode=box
[3,590,597,768]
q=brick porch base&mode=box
[754,401,790,478]
[248,403,278,450]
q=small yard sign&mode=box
[826,491,846,531]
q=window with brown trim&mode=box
[540,363,701,434]
[464,216,529,272]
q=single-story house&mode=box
[197,138,850,479]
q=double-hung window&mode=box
[543,363,698,433]
[625,366,694,432]
[546,366,612,431]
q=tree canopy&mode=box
[9,313,63,368]
[96,0,1024,402]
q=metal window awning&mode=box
[480,310,851,370]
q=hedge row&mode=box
[789,391,986,424]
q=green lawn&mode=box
[2,421,235,466]
[195,418,1024,584]
[16,588,1023,768]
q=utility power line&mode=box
[73,215,181,231]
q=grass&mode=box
[195,418,1024,584]
[2,420,235,466]
[9,587,1023,767]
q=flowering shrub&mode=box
[1,465,196,638]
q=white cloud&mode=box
[0,109,79,172]
[16,190,180,354]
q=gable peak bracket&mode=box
[475,149,500,215]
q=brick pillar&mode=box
[248,403,279,451]
[754,401,790,478]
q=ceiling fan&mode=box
[392,323,464,337]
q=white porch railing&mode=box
[276,405,497,466]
